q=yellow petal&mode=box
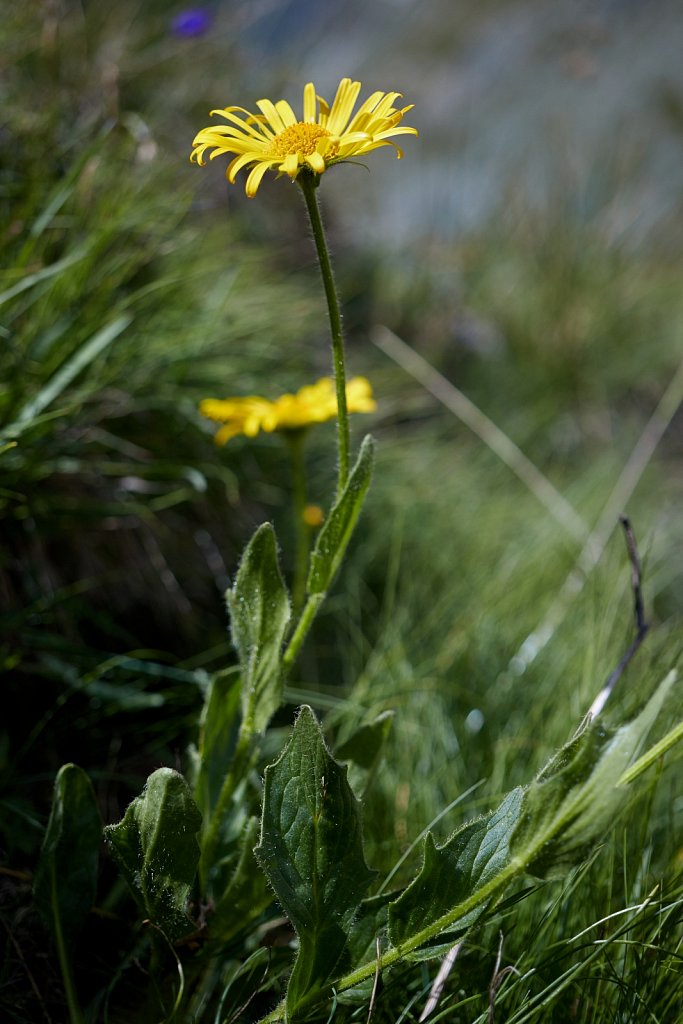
[274,99,297,127]
[303,82,317,122]
[245,160,275,197]
[256,98,288,134]
[327,78,362,135]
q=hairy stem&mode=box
[283,593,325,673]
[199,728,253,891]
[298,172,350,494]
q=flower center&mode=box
[271,122,333,157]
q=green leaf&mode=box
[228,523,290,735]
[388,787,524,953]
[513,668,680,876]
[254,706,376,1018]
[194,669,242,821]
[33,764,101,950]
[307,435,375,596]
[104,767,202,940]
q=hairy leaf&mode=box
[254,706,375,1018]
[389,787,524,952]
[33,764,101,950]
[104,767,202,940]
[307,435,374,596]
[228,522,290,735]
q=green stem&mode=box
[283,593,324,673]
[199,728,253,891]
[286,430,309,616]
[298,172,350,495]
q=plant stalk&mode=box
[298,172,350,495]
[283,593,324,673]
[199,728,253,891]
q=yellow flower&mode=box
[200,376,376,446]
[191,78,417,197]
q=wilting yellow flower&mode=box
[191,78,417,197]
[200,376,376,445]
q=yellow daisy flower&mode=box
[200,377,376,446]
[191,78,417,197]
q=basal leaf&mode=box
[388,787,524,953]
[254,706,375,1018]
[33,764,101,950]
[228,523,290,735]
[104,767,202,940]
[307,435,374,596]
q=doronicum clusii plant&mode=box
[32,78,682,1024]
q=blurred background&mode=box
[1,0,682,1016]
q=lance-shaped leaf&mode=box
[228,522,290,735]
[34,764,101,951]
[104,767,202,940]
[254,706,375,1018]
[307,435,374,596]
[389,788,524,954]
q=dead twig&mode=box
[587,516,649,717]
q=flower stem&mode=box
[283,593,324,673]
[199,728,253,892]
[298,172,350,494]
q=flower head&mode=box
[200,376,376,445]
[191,78,417,197]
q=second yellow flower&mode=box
[200,377,376,446]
